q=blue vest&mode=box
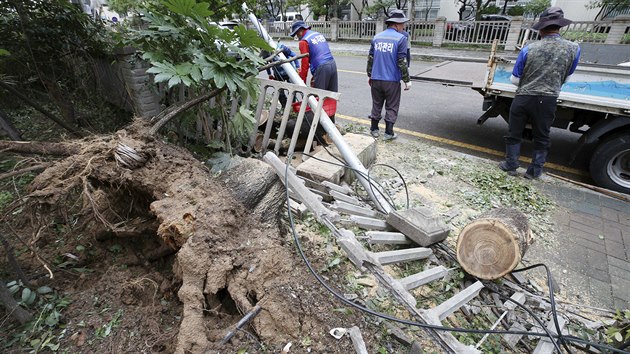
[369,28,407,82]
[302,30,334,73]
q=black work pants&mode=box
[312,60,338,93]
[505,95,557,151]
[370,80,402,124]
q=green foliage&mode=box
[480,5,500,15]
[508,5,525,16]
[455,166,554,216]
[606,309,630,346]
[0,190,14,211]
[5,281,71,352]
[126,0,271,152]
[524,0,551,18]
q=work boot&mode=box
[524,150,548,179]
[370,119,379,138]
[498,143,520,176]
[383,122,398,141]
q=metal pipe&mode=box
[243,3,393,214]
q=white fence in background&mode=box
[261,15,630,49]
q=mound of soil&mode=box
[0,120,379,353]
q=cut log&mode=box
[456,208,531,280]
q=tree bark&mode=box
[456,208,531,280]
[0,81,82,137]
[221,157,284,225]
[0,280,32,325]
[0,109,22,141]
[0,140,80,156]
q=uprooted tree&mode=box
[0,1,361,353]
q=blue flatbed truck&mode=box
[412,47,630,195]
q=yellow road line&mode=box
[338,69,366,75]
[336,113,588,177]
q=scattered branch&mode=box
[0,163,51,181]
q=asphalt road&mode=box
[332,53,592,182]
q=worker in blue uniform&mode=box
[367,10,411,141]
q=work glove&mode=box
[404,81,411,91]
[368,78,372,87]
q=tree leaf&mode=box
[21,288,33,303]
[37,286,53,294]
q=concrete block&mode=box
[337,229,373,270]
[329,190,361,205]
[370,247,432,265]
[400,266,448,290]
[386,209,450,246]
[288,199,308,218]
[426,281,484,321]
[331,201,379,218]
[321,180,353,195]
[533,317,567,354]
[503,322,526,349]
[296,133,376,184]
[365,231,411,245]
[350,215,390,231]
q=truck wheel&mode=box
[589,134,630,194]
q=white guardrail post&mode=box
[243,3,393,214]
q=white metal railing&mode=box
[247,78,340,158]
[408,21,435,43]
[338,21,377,40]
[443,20,511,45]
[258,18,630,47]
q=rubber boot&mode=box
[383,121,397,141]
[498,143,520,176]
[524,150,548,179]
[370,119,380,138]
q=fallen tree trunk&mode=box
[0,140,80,156]
[456,208,531,280]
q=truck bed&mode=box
[412,60,630,116]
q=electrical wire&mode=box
[281,153,629,354]
[298,151,408,212]
[512,264,575,354]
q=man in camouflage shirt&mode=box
[499,7,580,179]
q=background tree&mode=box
[587,0,630,20]
[524,0,551,18]
[0,0,120,134]
[508,4,525,16]
[125,0,271,151]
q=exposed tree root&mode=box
[0,118,359,353]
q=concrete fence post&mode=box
[115,47,162,119]
[605,15,630,44]
[331,18,339,41]
[504,16,524,51]
[375,20,385,34]
[433,17,446,47]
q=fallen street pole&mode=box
[243,3,393,214]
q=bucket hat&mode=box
[289,20,310,37]
[386,9,409,24]
[532,7,572,30]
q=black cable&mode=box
[512,264,574,354]
[298,151,407,212]
[280,153,630,353]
